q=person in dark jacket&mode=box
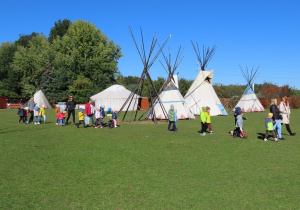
[28,97,35,123]
[99,105,106,128]
[66,96,76,126]
[270,98,285,140]
[17,105,25,124]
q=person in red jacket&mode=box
[85,99,92,126]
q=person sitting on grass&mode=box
[200,107,208,136]
[106,107,114,129]
[206,106,214,134]
[264,113,277,142]
[55,105,60,125]
[34,106,40,125]
[17,105,25,124]
[39,105,46,124]
[112,109,118,128]
[167,104,178,132]
[233,110,247,139]
[77,108,86,128]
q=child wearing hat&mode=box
[17,105,25,124]
[206,107,214,134]
[233,110,247,139]
[264,113,278,142]
[34,106,40,124]
[24,107,29,123]
[112,109,118,128]
[106,107,114,128]
[168,104,178,132]
[200,107,208,136]
[77,108,86,128]
[39,105,46,124]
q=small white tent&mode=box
[235,65,264,112]
[147,80,195,120]
[33,90,52,109]
[235,84,265,112]
[91,84,139,111]
[184,70,227,116]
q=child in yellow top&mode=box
[55,105,60,125]
[39,105,46,124]
[77,108,86,128]
[206,107,214,134]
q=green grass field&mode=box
[1,109,299,209]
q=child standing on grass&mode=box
[106,107,114,128]
[99,105,105,128]
[55,105,60,125]
[206,107,214,134]
[24,107,29,123]
[57,110,64,126]
[94,107,101,128]
[200,107,208,136]
[39,105,46,124]
[112,109,118,128]
[17,105,25,124]
[233,110,247,139]
[34,106,40,124]
[167,104,178,132]
[77,108,86,128]
[264,113,278,142]
[62,111,67,125]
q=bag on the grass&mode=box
[84,116,90,125]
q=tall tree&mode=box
[48,19,71,43]
[15,32,39,48]
[51,20,123,93]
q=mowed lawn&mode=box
[0,108,299,209]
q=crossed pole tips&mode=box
[117,27,171,123]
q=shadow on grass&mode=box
[257,132,265,140]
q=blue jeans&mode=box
[273,120,282,138]
[34,116,39,123]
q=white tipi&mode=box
[184,42,227,116]
[33,90,52,108]
[147,47,195,120]
[235,65,264,112]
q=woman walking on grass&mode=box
[279,96,296,136]
[270,99,285,140]
[66,96,76,126]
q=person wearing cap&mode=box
[200,107,208,136]
[34,105,40,125]
[99,105,106,128]
[77,108,86,128]
[167,104,178,132]
[230,107,248,136]
[264,113,277,142]
[106,107,114,128]
[24,107,29,123]
[112,109,118,128]
[39,105,46,124]
[17,105,25,124]
[233,110,247,139]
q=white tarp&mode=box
[90,84,140,111]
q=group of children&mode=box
[17,104,46,124]
[54,105,118,128]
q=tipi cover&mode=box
[91,84,139,111]
[235,84,265,112]
[147,80,195,120]
[34,90,52,109]
[184,70,227,116]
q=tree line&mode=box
[0,19,122,103]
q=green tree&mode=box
[52,20,122,93]
[12,34,52,97]
[15,32,39,48]
[69,76,93,103]
[48,19,71,43]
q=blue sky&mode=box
[1,0,300,89]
